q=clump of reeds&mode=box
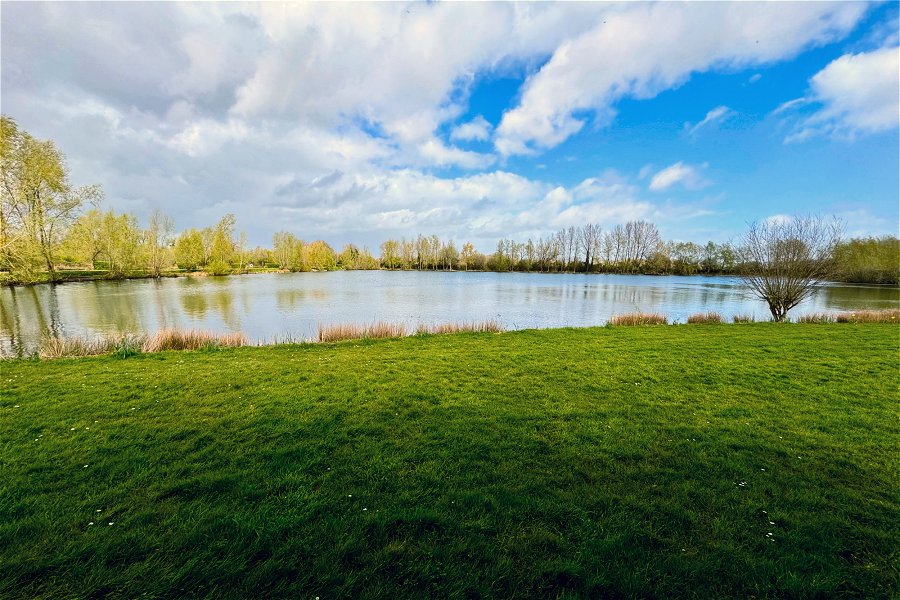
[416,320,504,335]
[38,333,147,359]
[795,312,837,324]
[317,322,408,343]
[142,329,247,352]
[731,314,755,323]
[608,312,668,326]
[687,311,724,324]
[835,309,900,324]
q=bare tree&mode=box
[578,224,602,272]
[738,215,843,322]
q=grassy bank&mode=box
[1,325,897,598]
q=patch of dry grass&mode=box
[732,314,755,323]
[795,313,837,324]
[835,309,900,324]
[608,312,668,326]
[317,322,408,343]
[416,320,504,335]
[142,329,247,352]
[687,312,724,324]
[38,333,147,359]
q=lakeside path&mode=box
[2,324,897,598]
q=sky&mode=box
[2,1,898,250]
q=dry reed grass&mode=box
[731,314,755,323]
[142,329,247,352]
[416,320,504,335]
[608,312,668,326]
[38,333,146,359]
[317,322,408,343]
[687,312,724,324]
[835,309,900,323]
[795,313,837,324]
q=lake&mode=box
[2,271,897,355]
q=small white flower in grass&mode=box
[83,465,88,468]
[96,509,101,512]
[70,428,75,431]
[769,521,775,525]
[363,508,367,511]
[108,522,114,526]
[88,522,94,526]
[348,494,352,497]
[14,405,19,408]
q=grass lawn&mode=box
[1,324,897,598]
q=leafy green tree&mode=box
[1,115,101,281]
[305,240,336,271]
[273,231,306,271]
[380,239,400,269]
[834,236,899,284]
[174,228,205,271]
[208,214,236,270]
[143,210,175,277]
[64,208,140,276]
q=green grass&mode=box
[1,325,897,598]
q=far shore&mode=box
[3,267,898,289]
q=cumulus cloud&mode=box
[649,163,710,192]
[0,1,878,246]
[495,2,866,154]
[685,106,735,136]
[450,116,492,142]
[783,45,900,142]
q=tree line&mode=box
[2,116,896,285]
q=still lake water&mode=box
[2,271,897,355]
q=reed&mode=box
[317,322,408,343]
[686,311,724,324]
[416,320,504,335]
[795,312,837,324]
[141,329,247,352]
[835,309,900,324]
[38,333,147,359]
[608,312,668,326]
[731,314,755,323]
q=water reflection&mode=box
[2,272,897,355]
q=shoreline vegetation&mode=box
[2,324,896,598]
[11,309,898,360]
[3,117,897,287]
[4,263,900,289]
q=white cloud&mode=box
[685,106,735,136]
[450,116,492,142]
[649,163,710,192]
[495,2,866,154]
[784,45,900,142]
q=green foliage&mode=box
[174,228,205,271]
[64,209,141,276]
[305,239,337,271]
[833,236,899,284]
[1,115,102,279]
[2,325,897,598]
[204,259,231,276]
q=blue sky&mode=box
[2,1,898,249]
